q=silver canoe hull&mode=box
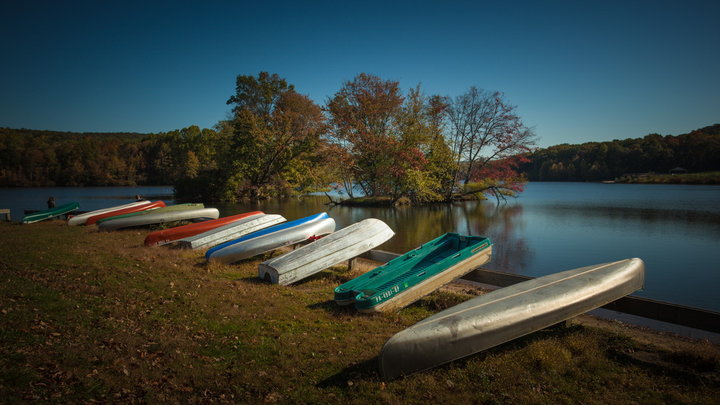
[207,218,336,264]
[67,201,151,226]
[98,208,220,231]
[178,214,286,250]
[258,218,394,285]
[379,258,645,380]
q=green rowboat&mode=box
[22,202,80,224]
[334,233,492,312]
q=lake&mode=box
[2,183,719,312]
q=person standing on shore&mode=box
[47,197,55,209]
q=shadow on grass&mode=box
[290,268,354,286]
[193,260,209,269]
[318,323,586,386]
[317,357,380,388]
[330,322,584,382]
[307,299,361,316]
[236,276,269,285]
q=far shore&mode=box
[614,171,720,185]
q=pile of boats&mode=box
[20,199,645,380]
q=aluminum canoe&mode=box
[22,202,80,224]
[258,218,395,285]
[205,212,335,264]
[378,258,645,380]
[96,203,203,225]
[85,200,166,225]
[68,201,152,226]
[144,211,264,246]
[179,214,286,250]
[98,206,218,231]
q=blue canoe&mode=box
[205,212,336,264]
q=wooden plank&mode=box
[356,250,720,333]
[602,296,720,333]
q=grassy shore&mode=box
[1,221,718,403]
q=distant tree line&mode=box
[0,128,165,186]
[521,124,720,181]
[1,72,538,203]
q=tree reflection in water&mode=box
[215,196,530,273]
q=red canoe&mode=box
[85,201,166,226]
[144,211,264,246]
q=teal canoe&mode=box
[334,233,492,313]
[22,202,80,224]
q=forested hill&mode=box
[520,124,720,181]
[0,127,168,187]
[3,128,150,140]
[3,123,719,188]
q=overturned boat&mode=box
[206,212,335,264]
[85,200,166,225]
[178,213,286,250]
[258,218,395,285]
[334,233,492,312]
[98,204,218,231]
[378,258,645,380]
[22,202,80,224]
[68,200,151,226]
[144,211,264,246]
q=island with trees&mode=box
[1,72,718,200]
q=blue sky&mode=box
[1,0,718,147]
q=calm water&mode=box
[2,183,719,311]
[0,186,175,217]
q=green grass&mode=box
[0,221,718,403]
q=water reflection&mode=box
[213,183,720,311]
[2,183,718,311]
[215,197,532,277]
[533,204,720,236]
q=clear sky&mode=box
[1,0,718,147]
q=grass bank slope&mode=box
[1,221,718,403]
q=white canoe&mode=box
[379,258,645,380]
[67,200,151,226]
[98,207,220,231]
[206,213,336,264]
[258,218,395,285]
[178,214,286,250]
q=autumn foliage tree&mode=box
[326,74,536,203]
[222,72,328,200]
[0,73,541,204]
[326,74,441,202]
[445,87,536,200]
